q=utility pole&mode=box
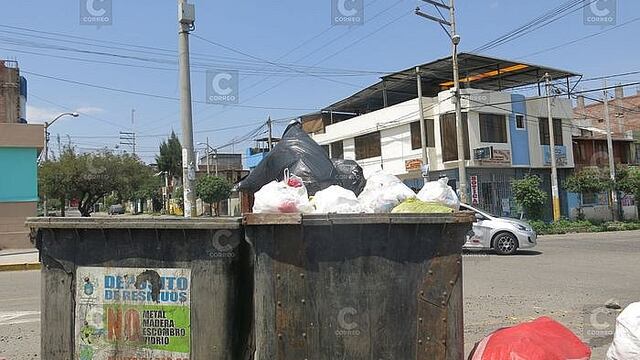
[131,109,136,155]
[267,116,273,150]
[178,0,196,218]
[603,80,619,221]
[119,132,136,155]
[415,0,467,202]
[57,134,61,156]
[206,137,211,175]
[544,73,561,221]
[416,67,429,183]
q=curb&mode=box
[0,263,41,272]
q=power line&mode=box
[22,70,321,111]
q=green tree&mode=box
[196,175,232,216]
[156,131,182,179]
[564,168,612,218]
[512,175,547,220]
[616,166,640,211]
[39,148,155,217]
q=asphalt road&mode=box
[1,231,639,359]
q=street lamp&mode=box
[43,112,79,216]
[44,112,79,162]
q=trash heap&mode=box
[237,121,461,214]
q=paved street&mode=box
[1,231,639,358]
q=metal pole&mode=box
[545,73,561,221]
[450,0,468,203]
[416,67,429,184]
[267,116,273,150]
[214,149,219,176]
[178,0,196,218]
[603,80,619,221]
[206,137,211,175]
[43,122,49,216]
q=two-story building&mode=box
[304,54,580,219]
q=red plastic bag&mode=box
[469,317,591,360]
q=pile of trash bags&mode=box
[252,169,460,214]
[239,121,461,214]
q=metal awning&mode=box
[324,53,580,114]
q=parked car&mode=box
[108,204,125,215]
[461,204,537,255]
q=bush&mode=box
[531,219,640,235]
[512,175,547,220]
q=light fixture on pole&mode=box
[43,112,79,216]
[415,0,468,202]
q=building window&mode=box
[539,118,563,145]
[515,114,526,130]
[479,113,508,143]
[330,141,344,159]
[440,113,470,162]
[410,119,435,149]
[355,132,381,160]
[582,192,608,206]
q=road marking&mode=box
[0,311,40,326]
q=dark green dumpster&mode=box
[244,212,473,360]
[27,216,253,360]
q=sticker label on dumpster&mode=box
[75,267,191,360]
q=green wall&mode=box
[0,147,38,202]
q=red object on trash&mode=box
[469,316,591,360]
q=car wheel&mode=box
[493,232,518,255]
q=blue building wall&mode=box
[0,147,38,202]
[245,149,268,170]
[509,94,530,166]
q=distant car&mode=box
[461,204,537,255]
[108,204,125,215]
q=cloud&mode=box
[26,105,104,124]
[490,1,499,8]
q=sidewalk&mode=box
[0,249,40,271]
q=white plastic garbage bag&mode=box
[312,185,363,213]
[253,170,314,213]
[607,302,640,360]
[417,177,460,210]
[358,171,416,213]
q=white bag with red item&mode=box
[252,170,314,214]
[607,302,640,360]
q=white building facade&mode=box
[311,88,575,218]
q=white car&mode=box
[461,204,537,255]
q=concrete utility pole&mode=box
[544,73,561,221]
[603,80,619,221]
[416,67,429,183]
[205,137,211,175]
[267,116,273,150]
[415,0,467,202]
[178,0,196,217]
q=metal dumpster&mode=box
[26,217,253,360]
[244,212,473,360]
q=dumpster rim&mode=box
[25,216,243,230]
[243,212,475,226]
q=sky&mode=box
[1,0,638,163]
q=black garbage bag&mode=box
[237,122,338,195]
[332,159,366,196]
